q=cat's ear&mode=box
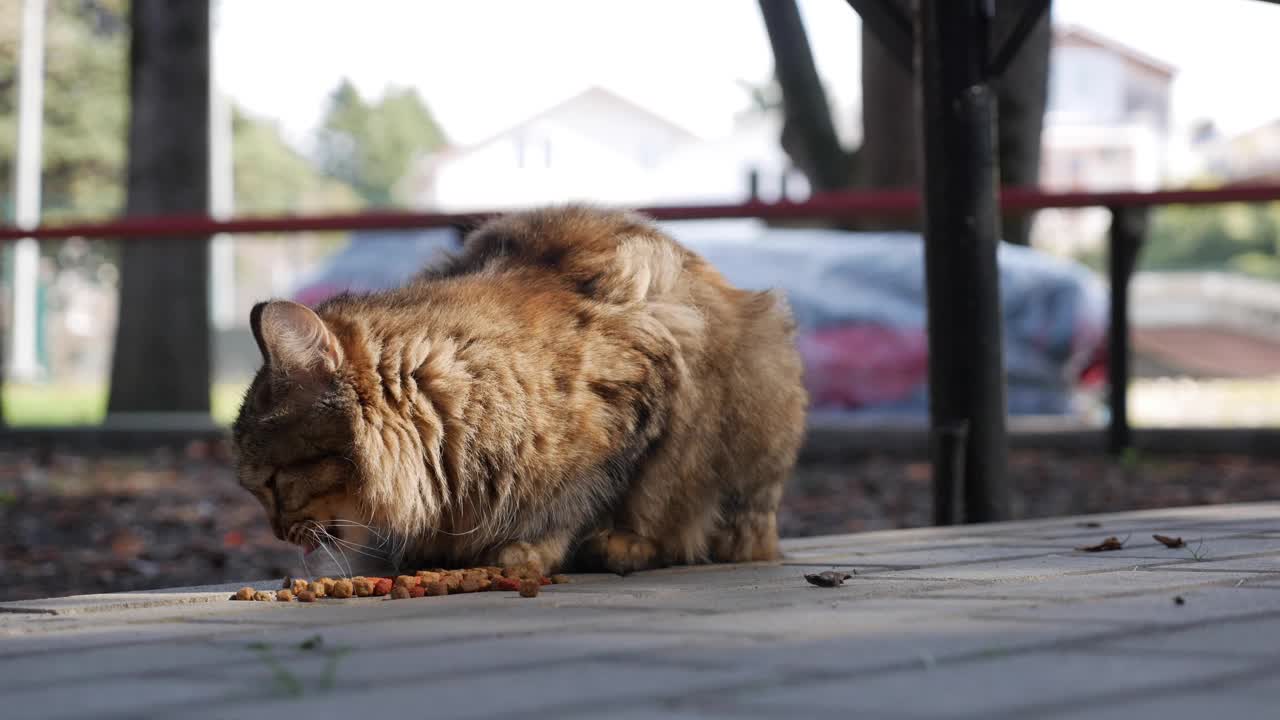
[249,300,343,374]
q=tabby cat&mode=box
[232,205,807,575]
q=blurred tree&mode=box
[0,0,128,221]
[1141,202,1280,279]
[758,0,1051,245]
[107,0,211,416]
[232,108,362,214]
[314,80,447,206]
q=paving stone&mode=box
[183,658,773,720]
[0,635,256,694]
[869,553,1176,581]
[1151,556,1280,573]
[723,649,1257,718]
[968,584,1280,627]
[783,543,1067,568]
[5,502,1280,720]
[1049,673,1280,720]
[632,615,1120,676]
[919,569,1257,601]
[0,589,251,616]
[1099,615,1280,658]
[199,630,698,689]
[5,674,243,720]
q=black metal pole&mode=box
[916,0,1010,523]
[1107,206,1147,455]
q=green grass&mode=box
[7,376,1280,428]
[2,383,248,426]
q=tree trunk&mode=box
[857,2,919,230]
[107,0,211,416]
[991,2,1051,246]
[757,0,851,192]
[763,0,1051,243]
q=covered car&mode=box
[290,222,1107,418]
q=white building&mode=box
[1033,25,1176,255]
[403,87,696,212]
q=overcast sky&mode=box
[214,0,1279,150]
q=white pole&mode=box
[209,0,235,331]
[9,0,47,382]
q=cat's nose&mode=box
[269,513,286,542]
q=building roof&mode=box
[1054,24,1177,79]
[417,85,697,167]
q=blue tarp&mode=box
[291,223,1108,417]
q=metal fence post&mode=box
[917,0,1011,523]
[1107,206,1148,455]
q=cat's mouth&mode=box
[287,520,345,555]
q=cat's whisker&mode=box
[325,534,390,561]
[309,526,353,579]
[323,519,391,545]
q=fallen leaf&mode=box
[804,570,854,587]
[1076,536,1125,552]
[1152,534,1185,548]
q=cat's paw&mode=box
[494,539,567,575]
[580,529,661,576]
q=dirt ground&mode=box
[2,440,1278,602]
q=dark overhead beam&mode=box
[846,0,914,73]
[988,0,1051,77]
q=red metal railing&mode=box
[3,183,1280,454]
[2,184,1280,241]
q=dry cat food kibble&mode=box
[231,567,566,602]
[330,579,354,599]
[518,579,540,598]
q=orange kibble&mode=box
[330,579,354,599]
[409,585,427,598]
[390,585,411,600]
[353,578,376,597]
[231,587,255,601]
[296,590,317,603]
[395,575,419,589]
[291,579,309,595]
[518,579,540,598]
[308,580,327,598]
[276,589,294,602]
[372,578,393,596]
[424,581,448,597]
